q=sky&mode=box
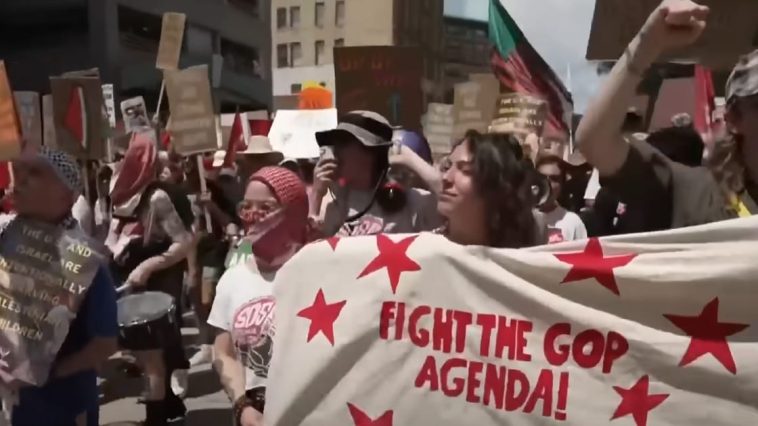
[444,0,600,112]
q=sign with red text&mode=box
[334,46,423,130]
[267,217,758,425]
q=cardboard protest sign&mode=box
[156,13,187,71]
[452,81,487,137]
[102,85,117,129]
[41,95,57,148]
[49,72,106,159]
[13,92,42,148]
[267,217,758,425]
[164,65,217,155]
[268,109,337,159]
[586,0,758,71]
[0,217,105,385]
[0,62,22,161]
[422,103,454,158]
[120,96,150,134]
[490,93,548,136]
[334,46,423,130]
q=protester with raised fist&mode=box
[577,0,756,231]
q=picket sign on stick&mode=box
[153,80,166,124]
[194,154,212,232]
[266,216,758,426]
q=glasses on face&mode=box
[237,199,280,215]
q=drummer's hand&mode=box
[240,406,263,426]
[126,265,151,288]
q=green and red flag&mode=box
[489,0,573,138]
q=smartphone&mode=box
[320,146,335,162]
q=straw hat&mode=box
[239,135,284,162]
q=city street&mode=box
[100,320,231,425]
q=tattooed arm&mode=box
[212,331,247,402]
[128,190,194,286]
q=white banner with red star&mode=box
[266,217,758,426]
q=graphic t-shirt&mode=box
[322,188,442,237]
[541,206,588,244]
[207,263,274,391]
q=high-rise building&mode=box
[271,0,444,105]
[0,0,272,113]
[441,16,491,102]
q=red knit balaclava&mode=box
[244,166,308,270]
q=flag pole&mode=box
[566,63,574,155]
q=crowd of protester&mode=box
[0,0,756,425]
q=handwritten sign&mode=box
[422,103,454,158]
[0,217,104,385]
[164,65,217,155]
[0,62,21,161]
[268,109,337,159]
[490,93,548,136]
[13,92,42,148]
[267,217,758,425]
[50,72,106,160]
[156,13,187,71]
[41,95,57,148]
[334,46,423,130]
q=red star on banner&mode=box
[347,403,393,426]
[358,235,420,294]
[663,298,748,374]
[554,238,637,295]
[611,375,669,426]
[296,289,346,346]
[326,236,340,251]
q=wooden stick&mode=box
[152,80,166,124]
[195,155,212,232]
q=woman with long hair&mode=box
[208,166,309,426]
[437,130,545,248]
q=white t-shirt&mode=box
[542,206,588,244]
[208,263,275,391]
[322,188,442,237]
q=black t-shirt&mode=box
[599,138,737,232]
[196,180,239,268]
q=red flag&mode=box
[694,65,716,138]
[250,119,273,136]
[63,86,87,149]
[223,112,245,168]
[161,130,172,149]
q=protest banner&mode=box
[156,13,187,71]
[469,73,500,125]
[0,62,22,161]
[490,93,548,136]
[268,109,338,159]
[334,46,423,130]
[13,92,42,148]
[0,217,105,385]
[452,81,488,138]
[41,95,57,148]
[49,72,106,159]
[422,103,454,158]
[164,65,217,155]
[266,216,758,425]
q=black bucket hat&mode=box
[316,110,394,148]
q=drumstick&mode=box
[116,283,131,294]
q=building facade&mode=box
[441,16,491,103]
[270,0,444,105]
[0,0,272,114]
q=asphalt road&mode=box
[99,322,232,426]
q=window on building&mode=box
[276,8,287,29]
[335,1,345,27]
[228,0,260,18]
[315,2,325,28]
[277,44,289,68]
[221,38,261,77]
[290,6,301,28]
[186,25,215,57]
[334,38,345,48]
[291,83,302,94]
[117,6,162,53]
[315,40,326,65]
[290,42,302,67]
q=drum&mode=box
[117,291,179,351]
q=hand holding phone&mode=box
[313,147,338,198]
